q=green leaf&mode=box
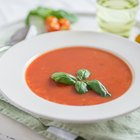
[25,7,53,25]
[53,10,78,23]
[51,72,77,85]
[75,81,88,94]
[87,80,111,97]
[76,69,91,80]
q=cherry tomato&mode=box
[135,34,140,43]
[45,17,71,32]
[45,16,60,32]
[46,16,58,24]
[58,18,70,26]
[47,22,60,32]
[60,24,70,30]
[58,18,71,30]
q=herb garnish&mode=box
[51,69,111,97]
[75,81,88,94]
[51,72,77,85]
[76,69,90,80]
[87,80,111,97]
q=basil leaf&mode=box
[51,72,77,85]
[25,7,53,25]
[52,10,78,23]
[75,81,88,94]
[87,80,111,97]
[76,69,91,80]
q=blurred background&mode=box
[0,0,97,26]
[0,0,140,39]
[0,0,139,25]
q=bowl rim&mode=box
[0,31,140,123]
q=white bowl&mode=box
[0,31,140,123]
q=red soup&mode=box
[25,47,132,106]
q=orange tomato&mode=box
[59,18,70,26]
[59,18,71,30]
[46,16,58,24]
[60,24,70,30]
[45,16,60,32]
[47,22,60,32]
[45,17,71,32]
[135,34,140,43]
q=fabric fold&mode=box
[1,91,140,140]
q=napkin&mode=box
[1,93,140,140]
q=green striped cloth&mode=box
[0,93,140,140]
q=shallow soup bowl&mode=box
[0,31,140,123]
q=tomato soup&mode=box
[25,47,132,106]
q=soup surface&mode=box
[25,47,132,106]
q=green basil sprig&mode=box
[76,69,90,80]
[87,80,111,97]
[51,72,77,85]
[51,69,111,97]
[75,81,88,94]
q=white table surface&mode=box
[0,0,140,140]
[0,114,46,140]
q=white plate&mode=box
[0,31,140,123]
